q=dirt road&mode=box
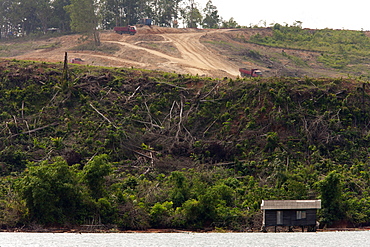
[5,26,354,78]
[161,31,239,76]
[9,27,240,78]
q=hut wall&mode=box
[263,209,317,227]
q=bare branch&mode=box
[200,80,222,100]
[175,97,184,142]
[10,122,59,138]
[126,86,141,103]
[203,118,219,137]
[100,87,112,100]
[156,81,190,90]
[162,101,178,130]
[89,103,118,128]
[21,101,24,119]
[132,119,163,129]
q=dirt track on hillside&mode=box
[7,26,365,78]
[9,26,240,78]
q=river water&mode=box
[0,231,369,247]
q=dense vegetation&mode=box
[249,23,370,73]
[0,0,226,38]
[1,59,370,231]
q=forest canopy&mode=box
[0,0,230,38]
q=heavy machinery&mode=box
[113,26,137,35]
[239,68,262,77]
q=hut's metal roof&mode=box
[261,200,321,210]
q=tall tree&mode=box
[65,0,100,45]
[221,17,239,28]
[34,0,53,33]
[6,0,33,36]
[15,0,48,35]
[101,0,142,28]
[50,0,71,32]
[17,157,84,225]
[202,0,219,28]
[181,0,202,28]
[81,154,112,200]
[1,0,65,36]
[100,0,124,28]
[317,171,345,227]
[150,0,182,27]
[124,0,140,25]
[0,0,13,38]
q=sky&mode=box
[196,0,370,31]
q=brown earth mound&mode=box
[7,26,240,78]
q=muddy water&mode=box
[1,231,369,247]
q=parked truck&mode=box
[70,58,83,64]
[113,26,137,35]
[239,68,262,77]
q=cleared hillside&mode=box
[2,26,370,79]
[1,60,370,231]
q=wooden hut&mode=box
[261,200,321,232]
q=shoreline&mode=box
[2,227,370,234]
